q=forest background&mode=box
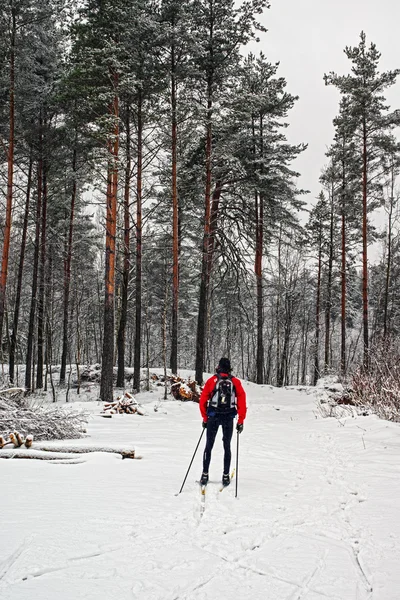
[1,0,400,405]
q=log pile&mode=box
[101,392,144,416]
[150,373,201,402]
[0,430,33,449]
[170,377,201,402]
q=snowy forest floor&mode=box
[1,375,400,600]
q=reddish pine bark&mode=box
[195,92,213,385]
[170,46,179,376]
[116,104,131,388]
[100,90,119,402]
[0,8,16,349]
[133,93,143,393]
[9,153,33,383]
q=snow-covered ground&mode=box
[2,376,400,599]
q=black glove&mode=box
[202,421,207,429]
[236,423,243,433]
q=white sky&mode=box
[252,0,400,214]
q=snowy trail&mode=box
[2,380,400,599]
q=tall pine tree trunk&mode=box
[324,183,334,372]
[100,90,119,402]
[0,7,16,350]
[313,240,322,386]
[255,190,264,384]
[362,118,369,369]
[116,104,131,388]
[383,162,395,338]
[60,136,78,385]
[9,152,32,383]
[255,114,265,384]
[340,207,346,374]
[195,90,213,385]
[133,92,143,393]
[25,138,43,392]
[275,223,282,385]
[206,182,222,280]
[44,242,53,391]
[278,292,291,387]
[36,158,48,389]
[170,47,179,376]
[340,150,347,374]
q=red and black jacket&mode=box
[199,372,247,425]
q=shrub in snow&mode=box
[0,388,88,440]
[351,339,400,422]
[314,376,365,419]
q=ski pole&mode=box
[235,430,240,498]
[178,428,205,494]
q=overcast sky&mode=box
[251,0,400,217]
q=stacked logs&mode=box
[168,377,201,403]
[0,431,33,449]
[102,392,144,416]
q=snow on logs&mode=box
[0,431,33,449]
[0,430,137,462]
[152,374,201,402]
[101,391,145,416]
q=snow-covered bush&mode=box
[351,340,400,422]
[0,389,88,440]
[314,376,362,419]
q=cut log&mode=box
[29,444,136,458]
[15,431,24,447]
[0,448,84,460]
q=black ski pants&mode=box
[202,413,234,475]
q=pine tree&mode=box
[69,0,139,400]
[0,0,16,351]
[160,0,193,376]
[308,193,330,385]
[326,98,362,374]
[325,31,400,369]
[234,52,305,383]
[190,0,269,384]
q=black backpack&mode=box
[209,374,236,413]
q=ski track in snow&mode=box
[2,376,400,599]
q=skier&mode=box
[199,357,246,487]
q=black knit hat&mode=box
[217,357,231,373]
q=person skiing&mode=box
[199,357,246,487]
